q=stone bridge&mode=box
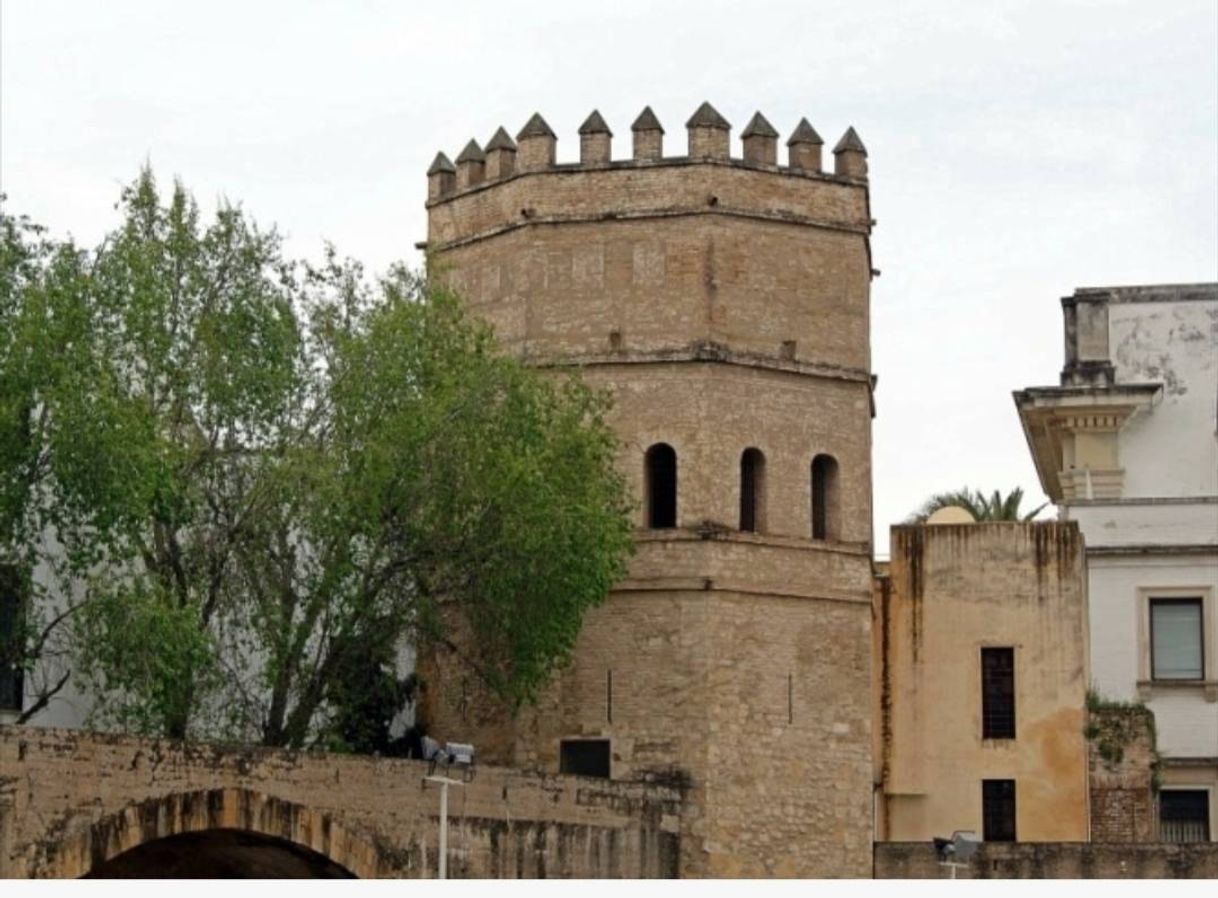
[0,726,681,878]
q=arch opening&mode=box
[83,828,357,879]
[811,454,839,540]
[739,448,766,533]
[36,787,389,880]
[645,443,678,528]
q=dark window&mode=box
[560,739,610,778]
[1,565,23,713]
[739,448,765,533]
[1150,598,1204,680]
[645,443,677,529]
[981,648,1016,739]
[982,779,1016,842]
[811,454,838,540]
[1160,790,1211,843]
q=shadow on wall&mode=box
[83,829,355,878]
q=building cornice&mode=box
[1012,383,1162,500]
[633,525,872,555]
[1087,543,1218,557]
[527,341,873,386]
[420,203,871,254]
[1066,496,1218,507]
[425,154,868,211]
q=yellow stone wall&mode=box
[875,522,1091,843]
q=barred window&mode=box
[981,647,1015,739]
[982,779,1016,842]
[1160,790,1210,843]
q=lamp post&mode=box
[933,830,980,879]
[423,774,465,879]
[420,739,475,879]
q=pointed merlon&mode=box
[427,152,456,175]
[686,101,730,130]
[517,113,556,140]
[485,127,517,151]
[741,112,778,139]
[456,139,486,163]
[787,118,823,146]
[833,126,867,155]
[631,106,664,133]
[579,110,613,136]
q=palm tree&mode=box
[907,487,1047,523]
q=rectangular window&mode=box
[560,739,610,778]
[1151,598,1204,680]
[982,779,1017,842]
[0,565,23,713]
[1160,790,1210,843]
[981,647,1016,739]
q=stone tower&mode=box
[419,102,876,877]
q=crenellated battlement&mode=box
[425,101,867,212]
[424,102,870,253]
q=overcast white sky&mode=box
[3,1,1216,553]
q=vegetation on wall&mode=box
[1084,689,1162,789]
[0,171,634,746]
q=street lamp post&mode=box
[933,830,980,879]
[424,774,466,879]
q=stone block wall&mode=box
[874,841,1218,878]
[421,105,877,878]
[0,726,680,878]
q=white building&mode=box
[1016,283,1218,843]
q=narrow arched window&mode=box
[739,448,765,533]
[645,443,677,528]
[811,454,839,540]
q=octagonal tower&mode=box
[419,102,876,878]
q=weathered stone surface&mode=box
[875,522,1091,843]
[0,726,680,879]
[422,109,876,878]
[1087,705,1157,842]
[875,841,1218,878]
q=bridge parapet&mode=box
[0,726,681,878]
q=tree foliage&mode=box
[908,486,1047,523]
[0,171,633,745]
[0,197,82,720]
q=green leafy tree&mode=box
[908,486,1047,523]
[0,197,86,721]
[3,170,633,745]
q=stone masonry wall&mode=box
[0,726,681,879]
[423,108,876,878]
[1087,705,1157,842]
[874,841,1218,878]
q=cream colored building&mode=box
[1016,283,1218,843]
[873,520,1091,843]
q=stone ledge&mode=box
[527,341,873,386]
[426,154,868,210]
[875,841,1218,879]
[424,203,871,254]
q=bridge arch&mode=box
[33,788,402,879]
